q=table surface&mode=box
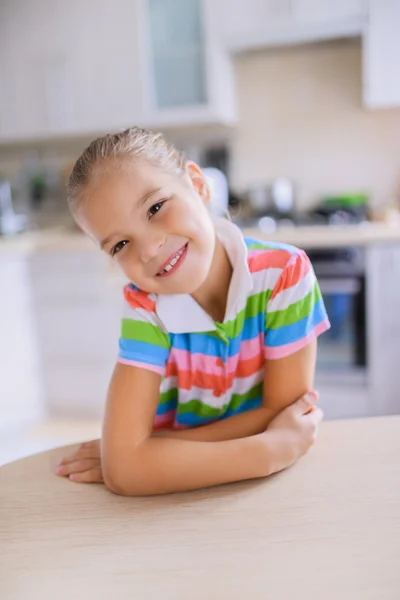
[1,417,399,600]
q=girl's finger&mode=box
[69,468,104,484]
[80,440,100,450]
[56,458,100,477]
[57,447,100,466]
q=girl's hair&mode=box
[67,127,185,212]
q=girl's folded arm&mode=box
[101,363,272,496]
[156,340,317,443]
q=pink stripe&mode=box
[168,333,264,375]
[264,320,331,360]
[154,410,175,427]
[117,358,164,375]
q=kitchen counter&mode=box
[1,221,400,254]
[1,416,399,599]
[242,221,400,248]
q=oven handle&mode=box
[318,278,361,295]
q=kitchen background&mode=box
[1,0,400,463]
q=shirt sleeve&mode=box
[264,249,330,360]
[117,285,171,376]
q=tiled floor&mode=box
[0,417,102,466]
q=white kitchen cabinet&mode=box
[222,0,368,52]
[139,0,237,127]
[29,250,124,419]
[0,0,145,142]
[366,244,400,416]
[0,254,44,425]
[0,0,236,142]
[363,0,400,108]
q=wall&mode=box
[230,39,400,210]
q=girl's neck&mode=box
[191,236,232,323]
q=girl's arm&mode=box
[155,340,317,442]
[101,359,319,496]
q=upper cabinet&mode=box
[222,0,368,51]
[363,0,400,108]
[0,0,145,142]
[139,0,237,127]
[0,0,237,143]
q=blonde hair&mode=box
[67,127,185,212]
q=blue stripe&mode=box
[175,412,218,427]
[170,313,265,358]
[118,339,169,366]
[265,299,328,347]
[244,237,299,254]
[224,395,263,417]
[156,398,177,415]
[174,395,263,427]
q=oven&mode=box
[307,247,367,381]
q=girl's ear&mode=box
[185,161,211,204]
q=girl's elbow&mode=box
[103,461,152,497]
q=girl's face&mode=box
[77,160,216,295]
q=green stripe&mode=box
[176,382,263,418]
[121,319,170,348]
[245,241,269,251]
[229,382,263,411]
[267,282,322,330]
[159,387,178,406]
[217,290,273,339]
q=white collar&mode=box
[155,219,253,334]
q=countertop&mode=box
[1,416,399,599]
[1,221,400,254]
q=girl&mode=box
[56,127,330,496]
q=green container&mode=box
[321,193,368,208]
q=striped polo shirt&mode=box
[118,219,330,430]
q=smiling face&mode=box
[76,160,216,295]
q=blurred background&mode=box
[1,0,400,464]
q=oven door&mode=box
[317,275,366,375]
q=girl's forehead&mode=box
[97,160,180,189]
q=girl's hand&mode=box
[55,439,103,483]
[265,391,323,474]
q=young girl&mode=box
[56,127,330,496]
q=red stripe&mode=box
[270,251,311,300]
[248,249,291,273]
[124,285,156,312]
[165,352,264,393]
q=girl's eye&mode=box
[111,240,128,256]
[148,200,166,219]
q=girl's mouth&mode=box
[156,243,188,277]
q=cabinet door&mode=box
[0,255,43,424]
[146,0,207,109]
[30,250,123,419]
[0,1,49,140]
[218,0,291,41]
[0,0,144,142]
[367,244,400,416]
[292,0,367,23]
[363,0,400,108]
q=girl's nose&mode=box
[138,233,166,263]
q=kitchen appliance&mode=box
[308,246,367,380]
[0,180,27,236]
[202,168,229,217]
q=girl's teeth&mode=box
[160,246,185,275]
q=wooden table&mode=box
[1,417,399,600]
